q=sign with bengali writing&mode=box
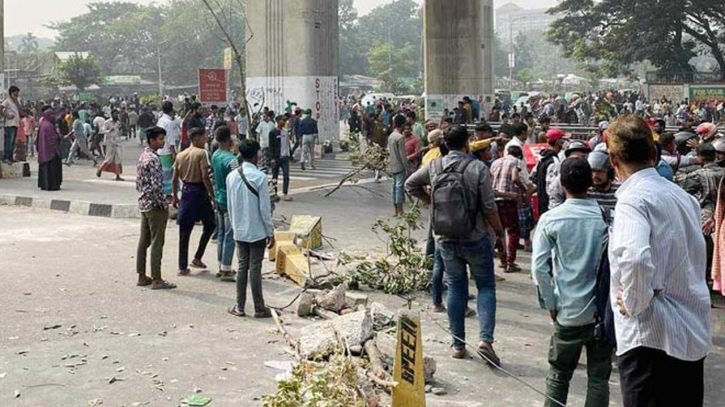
[648,84,684,103]
[689,86,725,103]
[224,47,233,70]
[198,69,227,105]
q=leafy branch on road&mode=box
[324,142,389,198]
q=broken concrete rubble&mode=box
[298,310,374,358]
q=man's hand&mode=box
[687,138,700,149]
[267,236,276,250]
[549,309,558,322]
[171,196,179,209]
[616,294,628,316]
[703,217,715,235]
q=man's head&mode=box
[564,140,591,158]
[275,115,286,128]
[654,119,666,135]
[507,145,523,160]
[393,114,406,130]
[587,151,614,190]
[539,115,551,129]
[659,132,676,153]
[305,108,312,117]
[470,139,492,162]
[210,105,219,113]
[9,86,19,98]
[406,111,416,126]
[111,110,119,121]
[546,128,568,152]
[239,138,260,164]
[607,115,656,179]
[262,113,271,122]
[561,157,593,198]
[427,129,443,146]
[697,143,716,163]
[444,125,470,152]
[501,113,509,124]
[512,122,528,141]
[188,127,207,148]
[713,139,725,164]
[215,125,233,149]
[474,123,493,141]
[425,119,439,132]
[145,126,167,150]
[511,113,521,123]
[72,110,80,120]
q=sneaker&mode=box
[477,341,501,367]
[504,263,521,273]
[282,195,293,202]
[451,347,467,359]
[432,304,446,313]
[465,307,477,318]
[254,307,273,319]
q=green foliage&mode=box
[58,54,103,90]
[515,68,534,87]
[368,43,418,93]
[340,206,432,295]
[546,0,725,77]
[493,32,509,78]
[19,33,39,54]
[338,0,368,76]
[262,348,367,407]
[49,0,243,86]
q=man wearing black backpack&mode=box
[405,125,505,364]
[532,157,612,407]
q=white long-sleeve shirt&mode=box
[609,168,711,361]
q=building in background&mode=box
[496,3,557,45]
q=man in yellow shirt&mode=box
[422,129,443,166]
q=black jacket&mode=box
[535,148,558,216]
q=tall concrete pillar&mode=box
[246,0,339,141]
[424,0,494,120]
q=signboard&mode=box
[105,75,141,86]
[392,310,426,407]
[524,143,548,172]
[689,86,725,103]
[224,48,233,70]
[198,69,227,105]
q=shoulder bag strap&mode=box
[237,166,259,199]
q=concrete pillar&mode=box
[246,0,339,141]
[424,0,494,120]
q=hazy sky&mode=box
[6,0,557,38]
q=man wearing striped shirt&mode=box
[607,115,711,407]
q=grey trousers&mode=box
[236,239,267,312]
[67,137,97,165]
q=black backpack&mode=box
[430,158,476,238]
[594,218,616,347]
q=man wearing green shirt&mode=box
[406,111,427,147]
[211,126,240,281]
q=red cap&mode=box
[546,128,568,142]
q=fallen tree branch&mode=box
[271,309,301,360]
[363,339,390,381]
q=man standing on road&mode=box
[255,112,275,166]
[92,112,106,158]
[299,109,318,171]
[533,129,566,217]
[157,102,179,196]
[226,139,274,319]
[388,114,408,217]
[66,110,99,167]
[270,115,292,202]
[2,86,21,162]
[128,108,139,139]
[211,126,239,282]
[172,127,216,276]
[491,145,524,273]
[97,110,124,181]
[608,115,710,407]
[533,157,612,407]
[136,127,176,290]
[137,107,156,147]
[406,125,505,364]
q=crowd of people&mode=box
[363,91,721,406]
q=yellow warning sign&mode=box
[392,310,426,407]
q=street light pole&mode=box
[157,45,163,97]
[0,0,5,96]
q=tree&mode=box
[58,53,103,90]
[368,43,417,92]
[546,0,725,78]
[493,32,509,78]
[19,33,39,54]
[338,0,367,76]
[515,68,534,87]
[513,32,534,77]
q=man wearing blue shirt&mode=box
[226,139,274,319]
[532,157,612,407]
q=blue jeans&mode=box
[391,171,405,206]
[432,247,444,306]
[3,126,17,161]
[215,206,235,272]
[439,234,496,347]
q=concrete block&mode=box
[314,284,346,312]
[69,201,91,216]
[111,204,140,219]
[345,292,368,307]
[275,243,299,274]
[269,232,297,262]
[284,253,310,287]
[288,215,323,250]
[298,310,373,358]
[296,293,314,317]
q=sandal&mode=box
[228,306,246,317]
[220,272,236,282]
[151,280,177,290]
[191,259,207,269]
[178,269,191,276]
[136,276,153,287]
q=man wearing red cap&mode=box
[533,128,567,217]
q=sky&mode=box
[5,0,557,39]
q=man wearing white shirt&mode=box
[607,115,710,407]
[156,101,180,196]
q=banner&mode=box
[689,86,725,103]
[523,143,548,172]
[224,48,233,71]
[198,69,227,105]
